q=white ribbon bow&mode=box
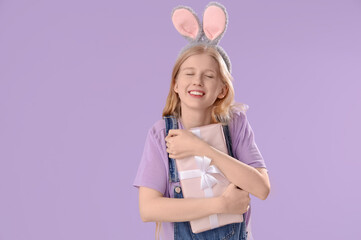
[197,155,224,189]
[178,155,226,191]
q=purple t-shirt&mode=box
[133,110,267,240]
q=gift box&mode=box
[175,123,244,234]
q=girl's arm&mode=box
[199,143,271,200]
[139,184,250,222]
[164,127,270,201]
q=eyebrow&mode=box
[181,67,216,73]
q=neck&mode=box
[179,107,214,130]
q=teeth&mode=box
[189,91,204,96]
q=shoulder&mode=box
[228,108,248,130]
[147,119,167,143]
[228,102,250,125]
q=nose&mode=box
[192,74,204,86]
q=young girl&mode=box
[133,2,270,240]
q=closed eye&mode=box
[186,73,194,76]
[206,75,214,78]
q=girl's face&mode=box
[174,53,227,113]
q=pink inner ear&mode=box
[172,9,199,39]
[203,5,226,40]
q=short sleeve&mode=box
[132,128,167,195]
[231,111,268,170]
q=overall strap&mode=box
[163,115,179,183]
[222,124,234,158]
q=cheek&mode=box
[208,83,220,92]
[176,81,187,91]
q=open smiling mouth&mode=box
[188,90,205,97]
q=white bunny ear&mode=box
[202,2,228,43]
[172,6,201,41]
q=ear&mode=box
[202,2,228,44]
[218,84,228,99]
[174,82,179,93]
[172,6,201,41]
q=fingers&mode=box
[165,130,181,142]
[226,183,238,192]
[166,129,181,138]
[167,129,178,136]
[228,183,242,190]
[165,136,171,143]
[169,129,180,134]
[165,134,173,142]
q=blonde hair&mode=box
[156,45,248,239]
[162,44,248,125]
[155,222,162,240]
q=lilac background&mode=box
[1,0,360,239]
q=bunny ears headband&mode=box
[171,1,231,73]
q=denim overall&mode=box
[164,115,248,240]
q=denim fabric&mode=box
[164,115,180,183]
[164,115,248,240]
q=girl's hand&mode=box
[219,183,250,214]
[165,129,206,159]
